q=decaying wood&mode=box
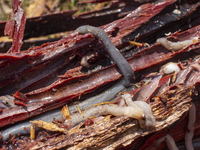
[1,0,200,149]
[24,85,191,150]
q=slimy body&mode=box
[74,25,135,87]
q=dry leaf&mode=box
[62,104,71,119]
[30,124,35,140]
[26,0,45,18]
[30,120,67,134]
[0,36,12,42]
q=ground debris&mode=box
[30,120,67,134]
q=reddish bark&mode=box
[0,23,200,128]
[84,118,94,126]
[4,0,26,53]
[13,91,29,103]
[0,0,176,96]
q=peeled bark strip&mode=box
[4,0,26,53]
[123,1,200,44]
[103,0,177,46]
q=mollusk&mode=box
[159,62,181,75]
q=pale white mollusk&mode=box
[185,102,196,150]
[156,37,199,51]
[155,134,178,150]
[65,93,156,131]
[65,104,145,127]
[121,93,156,130]
[159,62,181,75]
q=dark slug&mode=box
[74,25,135,87]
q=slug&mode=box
[156,37,199,51]
[74,25,135,87]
